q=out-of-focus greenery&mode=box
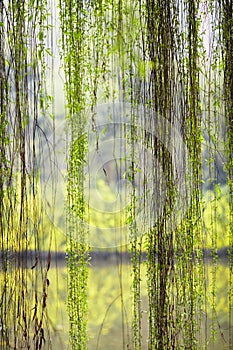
[87,177,129,248]
[4,180,228,252]
[1,192,66,253]
[203,186,230,249]
[40,183,231,251]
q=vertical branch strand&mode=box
[59,0,89,348]
[222,0,233,347]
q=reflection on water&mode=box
[45,258,231,350]
[1,258,231,349]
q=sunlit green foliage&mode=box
[0,0,55,348]
[0,0,232,349]
[59,0,90,348]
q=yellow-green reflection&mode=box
[1,259,231,349]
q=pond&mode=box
[41,256,230,350]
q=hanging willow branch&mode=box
[59,0,90,348]
[221,1,233,347]
[0,0,54,348]
[1,0,231,349]
[58,0,232,349]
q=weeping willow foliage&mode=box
[59,1,90,349]
[143,1,204,348]
[222,0,233,346]
[58,0,233,349]
[0,0,233,349]
[0,0,55,348]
